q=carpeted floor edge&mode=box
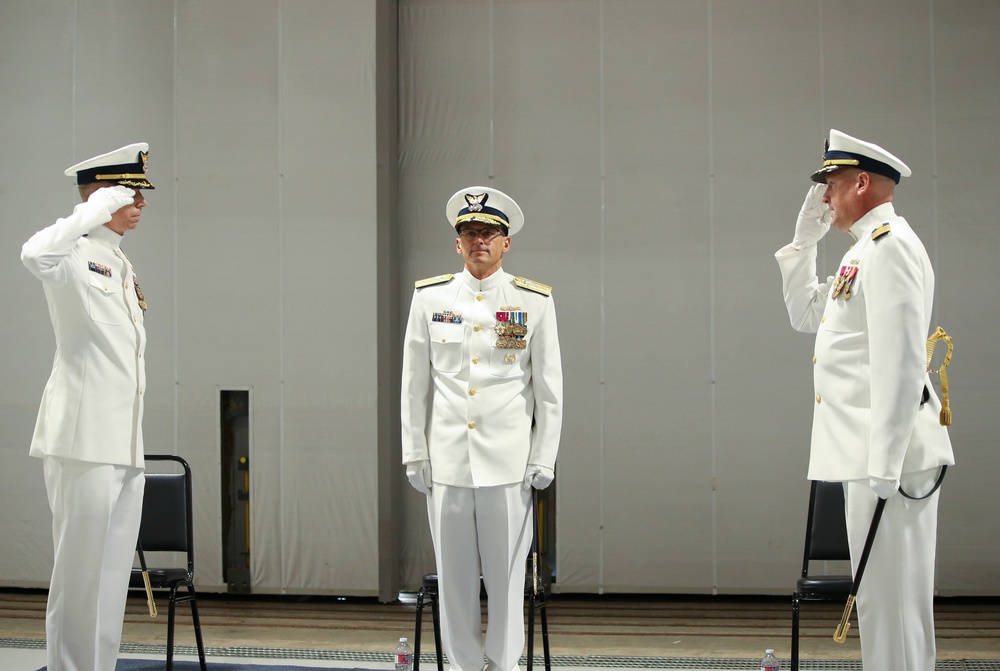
[4,638,999,670]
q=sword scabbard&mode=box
[834,594,855,643]
[137,542,157,618]
[142,570,158,618]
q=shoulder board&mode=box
[872,223,892,243]
[414,273,454,289]
[513,276,552,297]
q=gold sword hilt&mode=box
[142,570,158,618]
[834,594,855,643]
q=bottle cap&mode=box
[766,648,774,654]
[400,637,407,643]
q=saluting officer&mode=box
[401,186,563,671]
[22,143,153,671]
[775,130,954,671]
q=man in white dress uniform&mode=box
[775,130,954,670]
[22,143,153,671]
[401,186,563,671]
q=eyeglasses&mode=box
[458,228,506,243]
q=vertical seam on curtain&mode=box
[817,0,828,291]
[489,0,495,180]
[928,0,940,325]
[597,0,607,595]
[172,0,181,461]
[706,0,720,596]
[277,0,288,594]
[70,0,78,209]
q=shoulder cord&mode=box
[899,327,953,500]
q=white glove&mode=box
[88,185,136,217]
[405,460,432,496]
[791,184,831,249]
[523,464,554,491]
[869,476,899,499]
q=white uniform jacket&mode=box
[22,200,146,468]
[776,203,953,482]
[401,268,562,487]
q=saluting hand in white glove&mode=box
[89,185,137,217]
[792,184,831,249]
[523,464,554,491]
[405,460,432,496]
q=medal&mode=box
[842,264,858,301]
[495,308,528,347]
[120,251,146,312]
[831,263,859,301]
[134,276,147,312]
[831,274,845,299]
[496,337,527,350]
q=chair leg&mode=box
[539,592,551,671]
[791,593,800,671]
[414,588,426,671]
[431,588,443,671]
[527,592,535,671]
[187,584,208,671]
[526,587,551,671]
[166,590,177,671]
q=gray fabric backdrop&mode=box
[1,0,996,599]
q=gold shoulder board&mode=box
[872,223,892,242]
[414,273,454,289]
[514,276,552,297]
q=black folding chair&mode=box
[130,454,207,671]
[413,573,445,671]
[791,480,853,670]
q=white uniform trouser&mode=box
[845,468,941,671]
[427,483,533,671]
[43,457,145,671]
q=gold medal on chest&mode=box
[832,261,859,301]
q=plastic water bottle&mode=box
[394,637,414,671]
[760,648,780,671]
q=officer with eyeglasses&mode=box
[401,186,563,671]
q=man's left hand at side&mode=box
[870,476,900,499]
[406,460,433,496]
[523,464,554,490]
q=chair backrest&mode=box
[139,455,194,564]
[801,480,851,573]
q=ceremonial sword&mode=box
[531,488,540,596]
[835,326,953,642]
[136,540,158,618]
[834,496,885,642]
